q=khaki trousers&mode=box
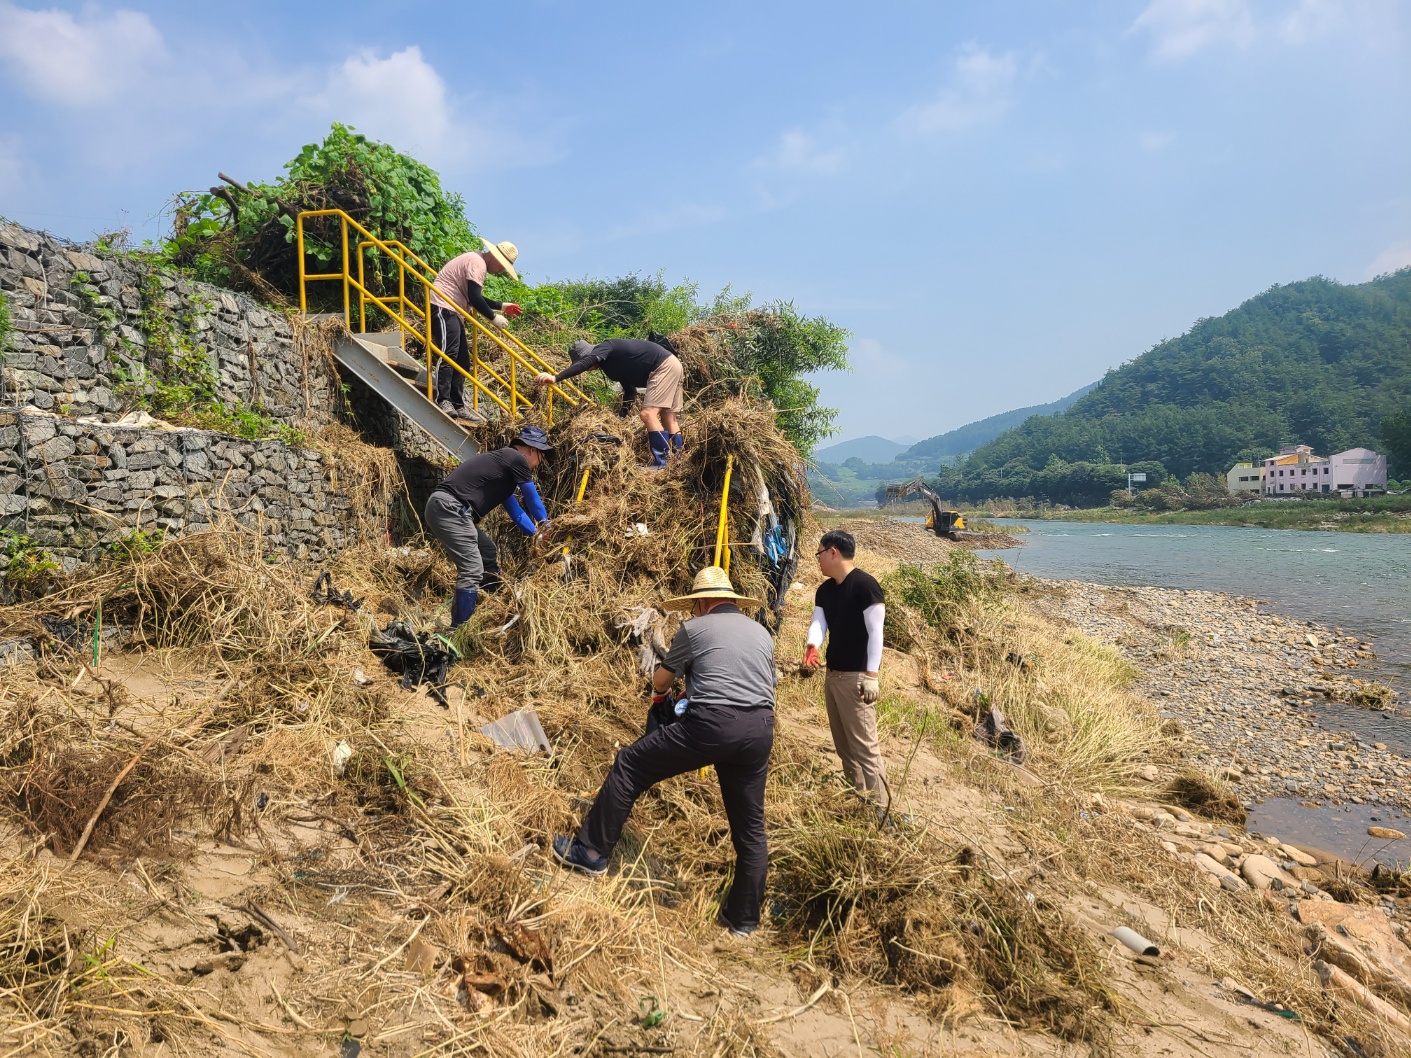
[823,670,889,806]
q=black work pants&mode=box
[432,305,469,407]
[577,702,774,931]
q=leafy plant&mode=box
[1,532,60,591]
[164,123,480,307]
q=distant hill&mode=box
[808,385,1096,506]
[813,435,910,464]
[936,271,1411,506]
[902,384,1097,462]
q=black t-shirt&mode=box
[435,447,531,520]
[815,568,885,672]
[555,339,670,393]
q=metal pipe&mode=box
[296,214,308,314]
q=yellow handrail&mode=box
[358,236,592,419]
[296,209,586,425]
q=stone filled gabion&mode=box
[0,409,357,568]
[0,219,374,566]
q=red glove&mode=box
[502,303,523,318]
[803,644,821,670]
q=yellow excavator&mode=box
[884,479,967,540]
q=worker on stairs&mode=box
[430,238,522,423]
[423,426,554,629]
[534,336,684,469]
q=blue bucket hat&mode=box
[568,339,594,362]
[515,425,555,452]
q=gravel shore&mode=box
[1033,581,1410,811]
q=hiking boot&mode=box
[453,404,486,424]
[552,834,607,876]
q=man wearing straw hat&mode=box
[533,336,685,469]
[553,566,776,938]
[423,425,554,629]
[429,238,522,422]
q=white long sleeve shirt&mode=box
[807,602,884,673]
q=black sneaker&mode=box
[552,834,607,876]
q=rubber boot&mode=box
[450,588,478,629]
[646,430,670,469]
[670,433,683,456]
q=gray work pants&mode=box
[424,491,500,592]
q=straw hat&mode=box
[662,566,763,613]
[483,239,519,281]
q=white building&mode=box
[1225,462,1264,495]
[1262,444,1387,497]
[1263,445,1330,495]
[1327,447,1388,495]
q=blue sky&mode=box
[1,1,1407,444]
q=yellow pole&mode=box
[340,216,351,328]
[713,454,734,568]
[510,351,517,421]
[425,283,434,402]
[357,243,367,334]
[472,328,480,412]
[296,215,307,314]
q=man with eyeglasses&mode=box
[801,529,889,815]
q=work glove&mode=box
[534,371,556,387]
[502,303,523,318]
[534,520,553,542]
[802,644,821,672]
[860,674,881,704]
[491,313,509,330]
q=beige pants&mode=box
[642,354,684,412]
[824,670,889,806]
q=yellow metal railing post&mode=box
[713,454,734,569]
[510,353,517,422]
[357,245,367,334]
[472,328,479,412]
[340,216,351,328]
[397,251,406,350]
[425,282,434,401]
[296,214,308,314]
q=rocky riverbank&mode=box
[1033,581,1410,812]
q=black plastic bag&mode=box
[368,620,458,707]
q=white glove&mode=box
[491,313,509,330]
[860,675,881,704]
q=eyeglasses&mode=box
[814,548,832,558]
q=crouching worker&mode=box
[534,337,684,468]
[553,567,776,937]
[423,426,554,629]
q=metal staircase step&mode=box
[332,333,477,462]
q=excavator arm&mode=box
[883,479,966,539]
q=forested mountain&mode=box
[934,271,1411,505]
[903,383,1096,462]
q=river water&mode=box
[978,520,1410,691]
[972,519,1411,864]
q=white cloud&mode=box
[308,47,451,161]
[897,44,1018,135]
[1140,130,1176,151]
[1366,241,1411,279]
[0,2,167,106]
[1279,0,1344,43]
[1133,0,1255,61]
[755,130,847,175]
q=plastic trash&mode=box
[332,740,353,776]
[479,707,552,755]
[674,697,689,717]
[1111,926,1160,956]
